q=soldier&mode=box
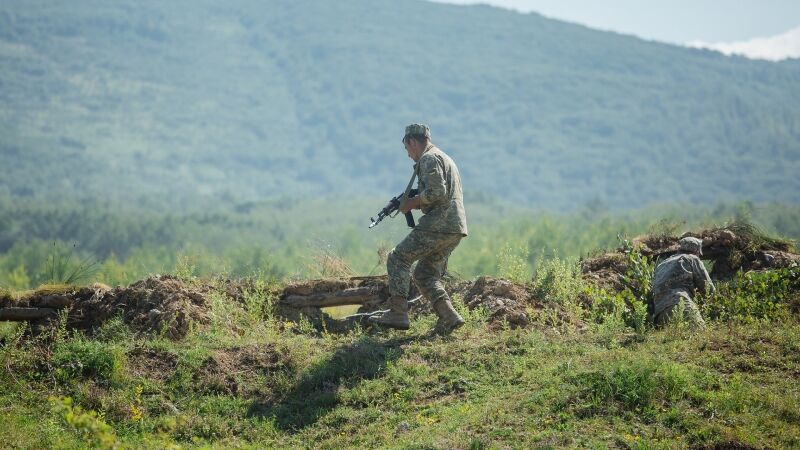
[651,237,715,329]
[369,124,468,334]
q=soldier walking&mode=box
[369,124,468,334]
[651,237,715,329]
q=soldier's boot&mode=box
[432,298,465,335]
[367,296,410,330]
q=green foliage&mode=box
[573,358,697,415]
[722,220,795,252]
[619,237,655,307]
[174,254,196,281]
[52,335,125,384]
[496,242,530,284]
[702,266,799,322]
[1,198,799,286]
[2,1,800,211]
[531,255,585,306]
[49,397,119,449]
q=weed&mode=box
[702,266,798,322]
[95,315,134,344]
[308,246,354,278]
[573,358,693,416]
[619,236,654,311]
[174,254,196,281]
[50,396,118,449]
[42,242,99,285]
[531,255,585,306]
[497,242,530,283]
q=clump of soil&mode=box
[460,277,531,328]
[582,224,799,292]
[580,253,630,292]
[68,275,211,340]
[458,276,575,329]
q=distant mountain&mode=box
[1,0,799,211]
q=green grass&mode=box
[0,284,798,448]
[0,249,797,448]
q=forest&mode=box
[1,0,799,213]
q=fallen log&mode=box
[281,286,382,308]
[34,295,73,309]
[0,308,57,321]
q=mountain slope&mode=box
[1,0,799,210]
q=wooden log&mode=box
[34,295,73,309]
[281,286,382,308]
[0,308,57,321]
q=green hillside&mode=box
[1,0,799,210]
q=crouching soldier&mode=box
[369,124,468,334]
[651,237,715,329]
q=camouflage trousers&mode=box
[387,229,463,306]
[653,296,706,330]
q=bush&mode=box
[50,396,118,449]
[702,266,799,322]
[497,242,530,284]
[531,256,585,305]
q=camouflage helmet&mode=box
[403,123,431,141]
[679,237,703,255]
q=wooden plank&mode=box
[281,286,382,308]
[0,308,57,321]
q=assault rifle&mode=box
[369,189,419,229]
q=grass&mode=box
[0,306,798,448]
[720,220,795,252]
[0,259,798,448]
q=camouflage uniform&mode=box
[651,237,714,329]
[374,123,468,332]
[388,141,468,301]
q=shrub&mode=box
[702,266,798,322]
[50,396,118,449]
[531,256,585,305]
[618,237,654,310]
[497,242,530,284]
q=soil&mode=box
[193,344,289,396]
[581,226,799,292]
[67,275,212,340]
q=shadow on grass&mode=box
[246,334,413,431]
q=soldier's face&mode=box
[404,138,423,161]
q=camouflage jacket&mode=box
[651,253,715,315]
[413,144,468,236]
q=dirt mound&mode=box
[461,277,576,329]
[68,275,211,340]
[582,225,799,291]
[580,253,630,292]
[460,277,531,328]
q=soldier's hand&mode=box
[399,196,422,214]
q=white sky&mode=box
[434,0,800,59]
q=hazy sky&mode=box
[435,0,800,43]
